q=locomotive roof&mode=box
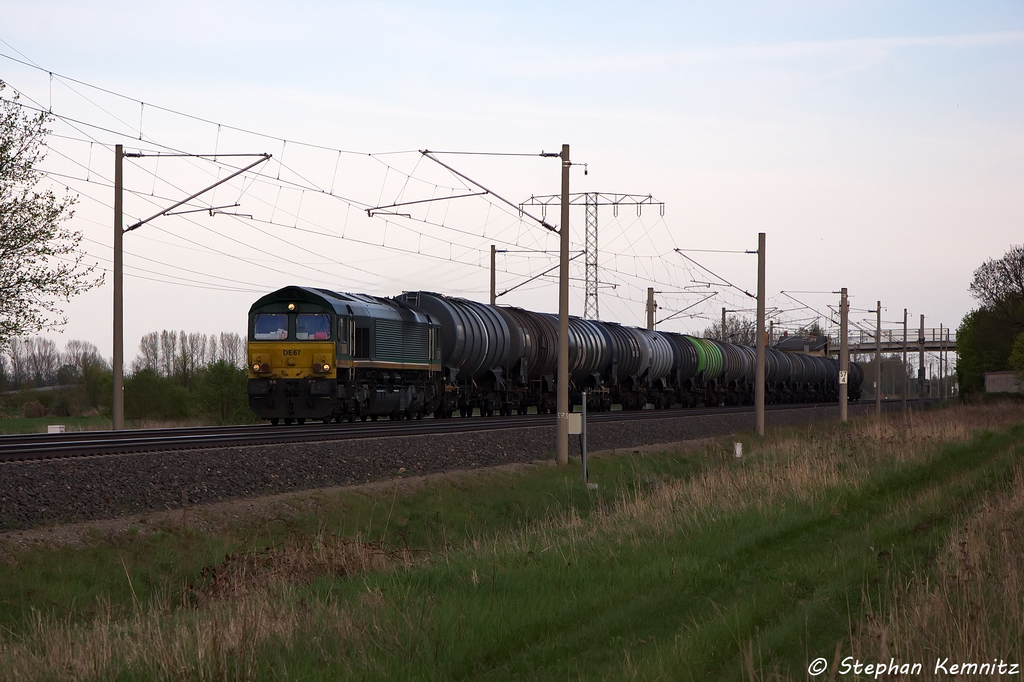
[249,286,436,325]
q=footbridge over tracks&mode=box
[826,328,955,355]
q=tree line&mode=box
[0,331,252,423]
[957,245,1024,394]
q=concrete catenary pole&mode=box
[839,288,849,422]
[113,144,125,431]
[939,323,945,399]
[875,301,882,415]
[647,288,656,330]
[918,314,925,408]
[556,144,571,465]
[490,244,496,306]
[754,233,766,436]
[902,308,908,412]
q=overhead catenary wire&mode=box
[4,49,894,340]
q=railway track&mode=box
[0,401,927,463]
[0,400,933,530]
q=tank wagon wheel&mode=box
[284,418,294,425]
[297,418,306,425]
[270,418,280,426]
[371,415,379,422]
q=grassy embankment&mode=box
[0,416,112,434]
[0,416,247,433]
[0,402,1022,680]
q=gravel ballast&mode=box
[1,403,898,530]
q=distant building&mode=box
[775,334,829,357]
[984,371,1023,394]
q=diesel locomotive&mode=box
[247,286,864,424]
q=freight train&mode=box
[246,286,864,424]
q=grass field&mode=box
[0,415,112,434]
[0,415,239,433]
[0,401,1021,680]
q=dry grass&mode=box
[847,458,1024,672]
[0,532,429,681]
[187,531,428,603]
[559,402,1024,542]
[0,584,372,681]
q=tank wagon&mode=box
[247,286,863,424]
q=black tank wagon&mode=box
[247,286,863,424]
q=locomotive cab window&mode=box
[296,313,331,340]
[254,314,288,340]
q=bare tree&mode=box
[218,332,244,368]
[159,330,177,378]
[0,82,102,351]
[969,245,1024,321]
[131,329,244,376]
[134,332,160,372]
[6,337,29,386]
[176,331,208,387]
[63,340,107,379]
[703,314,757,346]
[24,337,59,386]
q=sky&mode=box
[2,0,1022,365]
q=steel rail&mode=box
[0,400,929,463]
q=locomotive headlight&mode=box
[252,363,260,372]
[313,362,331,373]
[287,302,296,311]
[322,363,331,372]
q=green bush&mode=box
[196,361,252,424]
[124,368,192,421]
[1010,331,1024,384]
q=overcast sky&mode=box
[3,0,1022,362]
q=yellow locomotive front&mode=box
[247,291,341,424]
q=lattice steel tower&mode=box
[520,192,663,320]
